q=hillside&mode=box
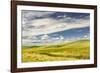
[22,40,90,62]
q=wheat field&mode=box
[22,40,90,62]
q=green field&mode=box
[22,40,90,62]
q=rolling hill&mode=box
[22,40,90,62]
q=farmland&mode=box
[22,40,90,62]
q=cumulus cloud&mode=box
[41,34,49,40]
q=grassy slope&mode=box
[22,40,90,62]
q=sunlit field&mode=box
[22,40,90,62]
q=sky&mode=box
[21,10,90,46]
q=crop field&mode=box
[22,40,90,62]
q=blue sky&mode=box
[22,10,90,46]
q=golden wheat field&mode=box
[22,40,90,62]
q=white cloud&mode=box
[59,36,64,40]
[22,10,56,20]
[41,34,49,40]
[84,35,88,38]
[55,37,60,40]
[57,15,67,18]
[22,17,89,36]
[22,11,90,46]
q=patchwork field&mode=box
[22,40,90,62]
